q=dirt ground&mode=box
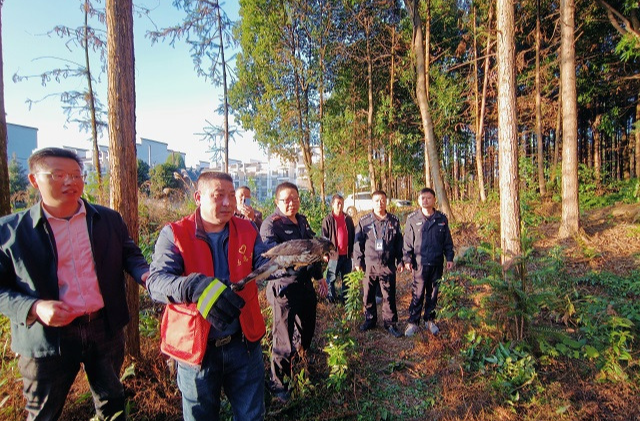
[1,202,639,420]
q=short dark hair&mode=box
[372,190,387,199]
[236,185,251,193]
[419,187,436,197]
[197,171,233,190]
[28,147,83,173]
[331,194,344,204]
[275,182,298,198]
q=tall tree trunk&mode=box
[593,115,602,189]
[635,92,640,178]
[535,0,546,196]
[0,2,9,217]
[423,0,431,188]
[453,144,460,200]
[366,22,376,193]
[553,84,562,170]
[497,0,522,268]
[388,26,396,197]
[106,0,140,357]
[404,0,453,219]
[559,0,580,238]
[474,5,491,202]
[215,1,229,173]
[84,0,102,192]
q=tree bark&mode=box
[0,2,9,218]
[636,90,640,178]
[473,5,490,202]
[423,0,431,189]
[496,0,522,267]
[106,0,141,357]
[553,84,562,169]
[404,0,453,220]
[84,0,102,193]
[593,115,602,189]
[215,1,229,173]
[366,21,376,193]
[535,0,546,196]
[559,0,580,238]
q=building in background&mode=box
[137,137,186,168]
[7,123,38,169]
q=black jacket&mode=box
[353,212,403,272]
[0,200,149,357]
[321,212,355,259]
[403,209,454,267]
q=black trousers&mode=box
[362,267,398,328]
[407,264,443,324]
[266,279,317,392]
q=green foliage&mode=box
[8,157,28,196]
[149,162,182,199]
[437,273,466,319]
[484,342,538,405]
[615,33,640,61]
[137,159,150,187]
[298,191,327,233]
[343,270,364,322]
[323,334,355,392]
[291,368,315,399]
[139,309,159,338]
[165,152,186,169]
[598,316,635,382]
[460,329,493,373]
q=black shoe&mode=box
[385,325,403,338]
[359,322,375,332]
[272,389,291,404]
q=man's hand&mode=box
[317,278,328,298]
[30,300,83,327]
[446,261,454,271]
[141,271,150,287]
[396,263,404,273]
[354,266,363,272]
[404,262,412,272]
[194,278,245,331]
[238,203,256,221]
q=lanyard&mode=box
[371,218,387,240]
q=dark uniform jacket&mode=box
[0,200,149,358]
[321,212,355,259]
[402,209,454,268]
[260,208,324,289]
[353,212,403,272]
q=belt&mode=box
[211,331,243,347]
[71,308,104,325]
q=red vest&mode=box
[170,213,266,342]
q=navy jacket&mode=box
[353,212,403,272]
[0,200,149,357]
[402,209,454,268]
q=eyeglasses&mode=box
[278,197,300,204]
[36,171,85,182]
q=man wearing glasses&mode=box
[0,147,149,420]
[260,182,328,404]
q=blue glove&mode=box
[191,277,245,331]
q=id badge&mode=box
[375,239,384,251]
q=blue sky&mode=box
[3,0,266,167]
